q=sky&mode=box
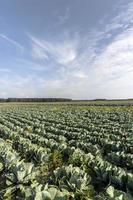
[0,0,133,99]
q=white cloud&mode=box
[28,34,77,65]
[31,44,49,60]
[0,75,40,98]
[26,1,133,99]
[15,58,47,71]
[92,27,133,85]
[0,34,24,53]
[1,1,133,99]
[56,7,70,25]
[73,71,88,79]
[105,1,133,33]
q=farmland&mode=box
[0,103,133,199]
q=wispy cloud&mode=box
[104,1,133,33]
[91,27,133,84]
[1,1,133,99]
[37,0,133,99]
[15,58,47,71]
[57,7,70,25]
[23,0,133,99]
[0,34,24,53]
[28,34,78,65]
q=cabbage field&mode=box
[0,103,133,199]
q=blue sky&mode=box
[0,0,133,99]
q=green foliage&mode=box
[0,104,132,199]
[106,186,133,200]
[50,165,94,199]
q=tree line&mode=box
[0,98,72,102]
